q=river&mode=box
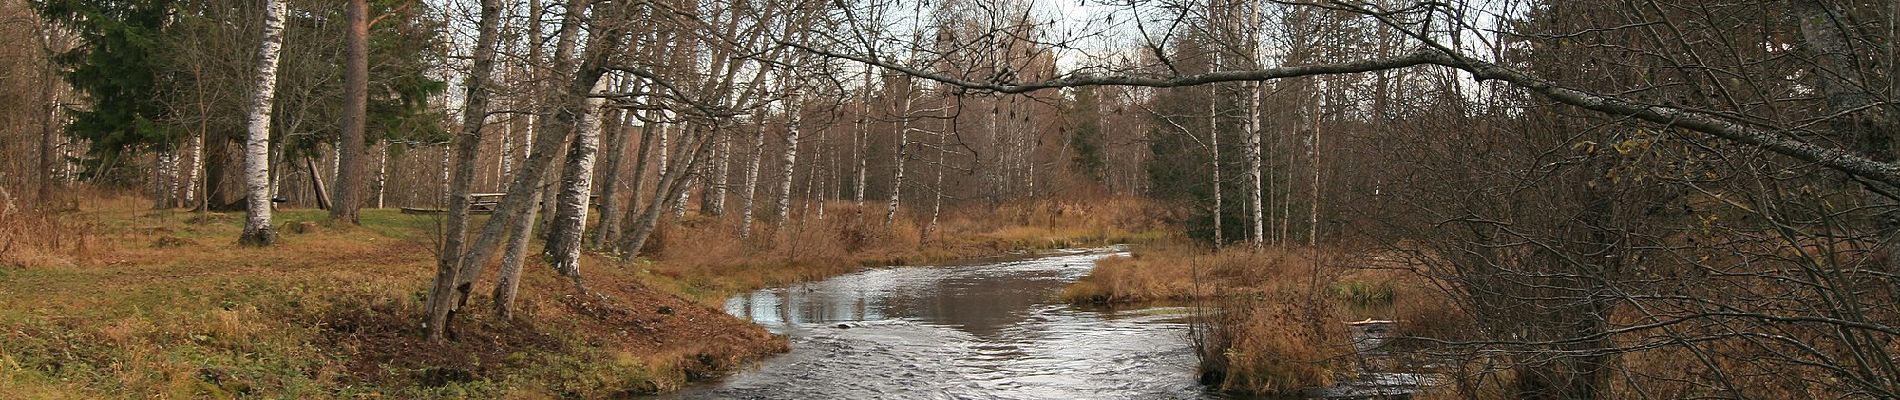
[658,248,1247,399]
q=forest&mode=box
[0,0,1896,398]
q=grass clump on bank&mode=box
[1059,243,1463,396]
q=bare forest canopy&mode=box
[3,0,1899,397]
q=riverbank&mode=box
[0,192,1169,398]
[1059,243,1464,397]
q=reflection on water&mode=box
[660,248,1240,400]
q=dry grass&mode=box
[643,196,1172,304]
[0,190,1164,398]
[0,193,786,398]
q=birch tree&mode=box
[542,77,610,291]
[239,0,288,246]
[424,0,502,339]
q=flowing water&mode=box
[659,248,1244,400]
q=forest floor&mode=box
[0,192,1169,398]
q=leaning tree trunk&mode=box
[445,0,612,324]
[431,0,596,337]
[332,0,369,223]
[423,0,502,340]
[588,94,632,248]
[305,156,330,210]
[239,0,289,246]
[491,188,541,318]
[614,113,661,248]
[619,126,718,258]
[543,81,609,292]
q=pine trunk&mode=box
[331,0,368,223]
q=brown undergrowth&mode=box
[0,191,1166,398]
[1058,242,1466,396]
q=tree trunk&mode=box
[182,132,203,207]
[443,0,610,329]
[589,107,630,248]
[854,69,871,213]
[775,94,803,225]
[1246,81,1264,248]
[923,127,946,244]
[543,79,608,292]
[491,188,540,318]
[37,17,61,208]
[332,0,369,223]
[420,0,502,339]
[1210,81,1224,247]
[616,115,660,249]
[373,143,387,208]
[1308,93,1321,247]
[886,83,912,228]
[708,131,731,216]
[1792,0,1900,277]
[240,0,289,246]
[739,117,765,239]
[619,126,718,258]
[306,155,330,210]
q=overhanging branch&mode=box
[786,42,1900,188]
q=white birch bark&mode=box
[544,80,608,290]
[1308,94,1321,247]
[709,129,731,216]
[1246,82,1263,248]
[885,83,912,228]
[774,93,802,225]
[240,0,288,246]
[373,143,387,208]
[739,116,765,239]
[1209,82,1224,247]
[183,131,203,206]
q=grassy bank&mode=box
[0,192,1168,398]
[1059,243,1464,396]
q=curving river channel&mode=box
[660,248,1247,400]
